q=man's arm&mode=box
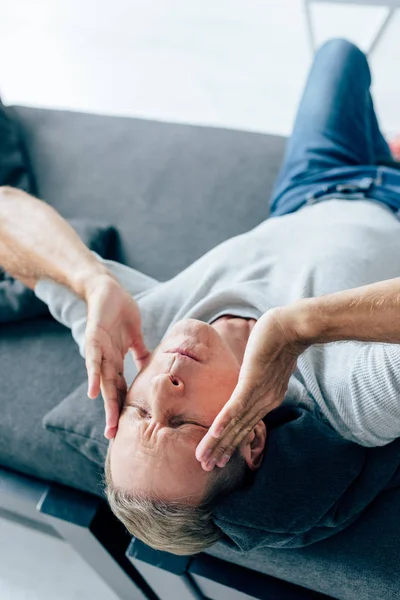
[288,278,400,345]
[196,277,400,469]
[0,186,112,297]
[0,186,150,438]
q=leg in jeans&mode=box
[270,38,391,215]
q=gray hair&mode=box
[104,446,248,555]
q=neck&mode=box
[210,315,256,364]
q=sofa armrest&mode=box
[38,484,157,600]
[127,538,201,600]
[127,537,335,600]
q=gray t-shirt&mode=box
[35,199,400,447]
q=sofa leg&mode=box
[127,538,203,600]
[38,485,157,600]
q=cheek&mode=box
[198,362,240,412]
[213,350,241,386]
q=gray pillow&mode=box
[43,380,108,466]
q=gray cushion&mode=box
[43,381,108,467]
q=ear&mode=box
[240,421,267,471]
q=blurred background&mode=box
[1,1,400,598]
[1,0,400,137]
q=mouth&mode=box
[165,348,201,362]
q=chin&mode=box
[161,318,217,360]
[167,318,213,339]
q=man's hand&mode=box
[84,274,150,439]
[195,307,309,471]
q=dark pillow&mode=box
[43,385,400,550]
[213,407,400,551]
[0,219,118,323]
[0,97,35,193]
[0,98,119,323]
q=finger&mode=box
[100,363,126,436]
[101,365,127,437]
[102,368,127,412]
[195,430,223,464]
[86,342,102,398]
[104,424,118,440]
[200,417,253,471]
[196,383,266,470]
[203,412,263,472]
[100,378,122,439]
[196,406,253,469]
[195,385,251,462]
[209,400,268,470]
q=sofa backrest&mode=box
[11,106,285,281]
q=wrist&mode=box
[278,298,321,346]
[72,262,117,301]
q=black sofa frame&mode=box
[0,466,335,600]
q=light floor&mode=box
[1,1,400,599]
[0,517,118,600]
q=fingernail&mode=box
[217,454,230,468]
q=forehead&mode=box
[110,415,210,502]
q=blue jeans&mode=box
[270,38,400,218]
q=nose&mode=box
[168,373,182,388]
[150,373,184,425]
[151,372,184,394]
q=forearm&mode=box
[286,278,400,345]
[0,186,112,298]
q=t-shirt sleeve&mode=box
[34,251,159,358]
[309,341,400,447]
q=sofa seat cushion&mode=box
[0,318,104,496]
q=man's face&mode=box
[110,317,266,504]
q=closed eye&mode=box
[130,404,208,429]
[171,418,209,429]
[133,406,150,419]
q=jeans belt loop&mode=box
[358,177,374,191]
[306,184,328,204]
[336,184,356,193]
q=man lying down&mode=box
[3,39,400,556]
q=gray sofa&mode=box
[0,105,399,600]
